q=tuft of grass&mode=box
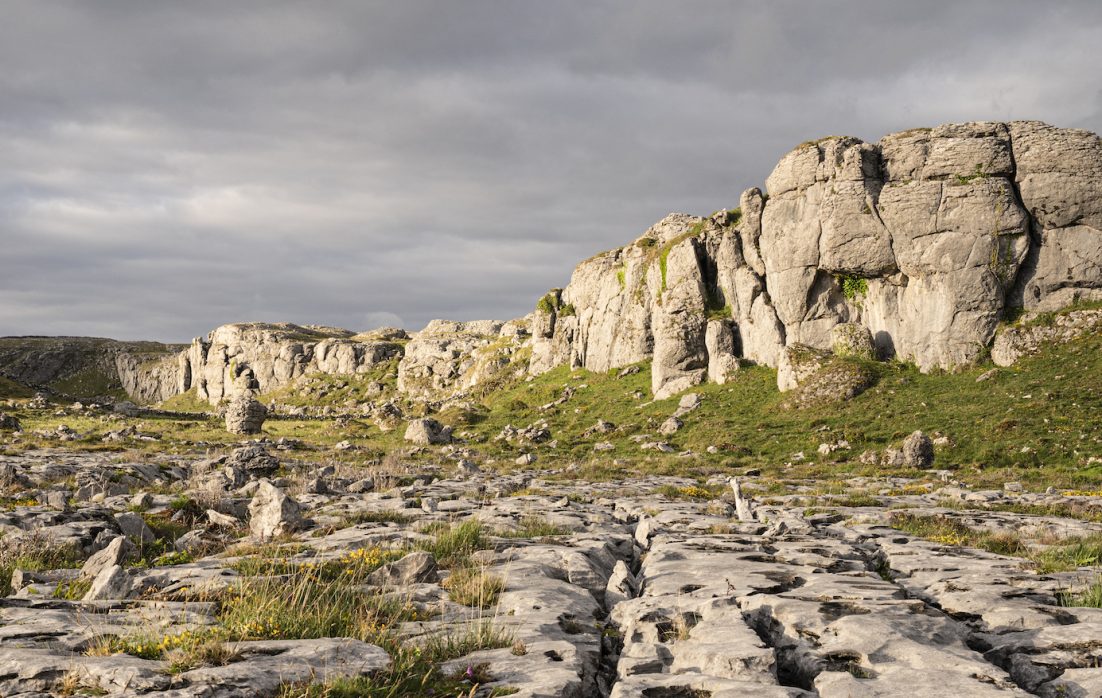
[442,567,506,608]
[496,515,570,538]
[340,510,415,526]
[53,577,92,600]
[1059,577,1102,608]
[416,520,491,568]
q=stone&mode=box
[224,393,267,434]
[658,417,683,436]
[902,431,935,469]
[83,564,132,601]
[515,452,537,466]
[248,480,303,539]
[207,509,241,527]
[403,418,452,445]
[113,511,155,545]
[367,551,438,587]
[991,309,1102,366]
[82,536,135,579]
[830,322,876,359]
[0,412,22,431]
[225,443,280,475]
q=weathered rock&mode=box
[113,511,155,545]
[902,430,935,469]
[248,480,303,539]
[224,394,267,434]
[225,443,279,475]
[658,417,683,436]
[82,536,135,579]
[830,322,876,359]
[991,309,1102,366]
[397,319,521,400]
[83,564,132,601]
[403,418,452,445]
[0,412,22,431]
[367,551,438,587]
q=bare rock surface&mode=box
[2,445,1101,697]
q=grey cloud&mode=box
[1,1,1100,341]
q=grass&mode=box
[442,567,506,608]
[1059,578,1102,608]
[0,531,81,596]
[889,512,1102,573]
[416,520,492,568]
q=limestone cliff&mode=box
[179,323,405,404]
[7,120,1096,406]
[531,121,1102,396]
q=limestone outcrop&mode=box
[531,121,1102,396]
[180,323,404,405]
[396,319,529,401]
[6,121,1097,406]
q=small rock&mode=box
[515,453,537,466]
[403,418,452,445]
[1004,482,1024,493]
[226,444,280,476]
[348,478,375,494]
[0,412,22,431]
[658,417,683,436]
[594,442,615,452]
[976,368,998,383]
[207,509,241,527]
[367,551,438,587]
[902,431,935,469]
[333,440,354,451]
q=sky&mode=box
[2,1,1101,342]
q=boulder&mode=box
[902,431,935,469]
[830,322,876,360]
[113,512,155,545]
[0,413,22,431]
[225,394,267,434]
[403,418,452,445]
[248,480,303,540]
[226,444,280,476]
[82,536,135,579]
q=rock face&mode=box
[396,319,528,401]
[530,121,1102,395]
[224,394,267,434]
[181,323,405,405]
[0,336,183,402]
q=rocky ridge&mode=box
[3,121,1099,407]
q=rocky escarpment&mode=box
[531,121,1102,398]
[0,337,183,402]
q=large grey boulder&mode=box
[224,394,267,434]
[248,480,303,539]
[113,512,155,545]
[83,564,132,601]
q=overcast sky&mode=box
[2,1,1100,342]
